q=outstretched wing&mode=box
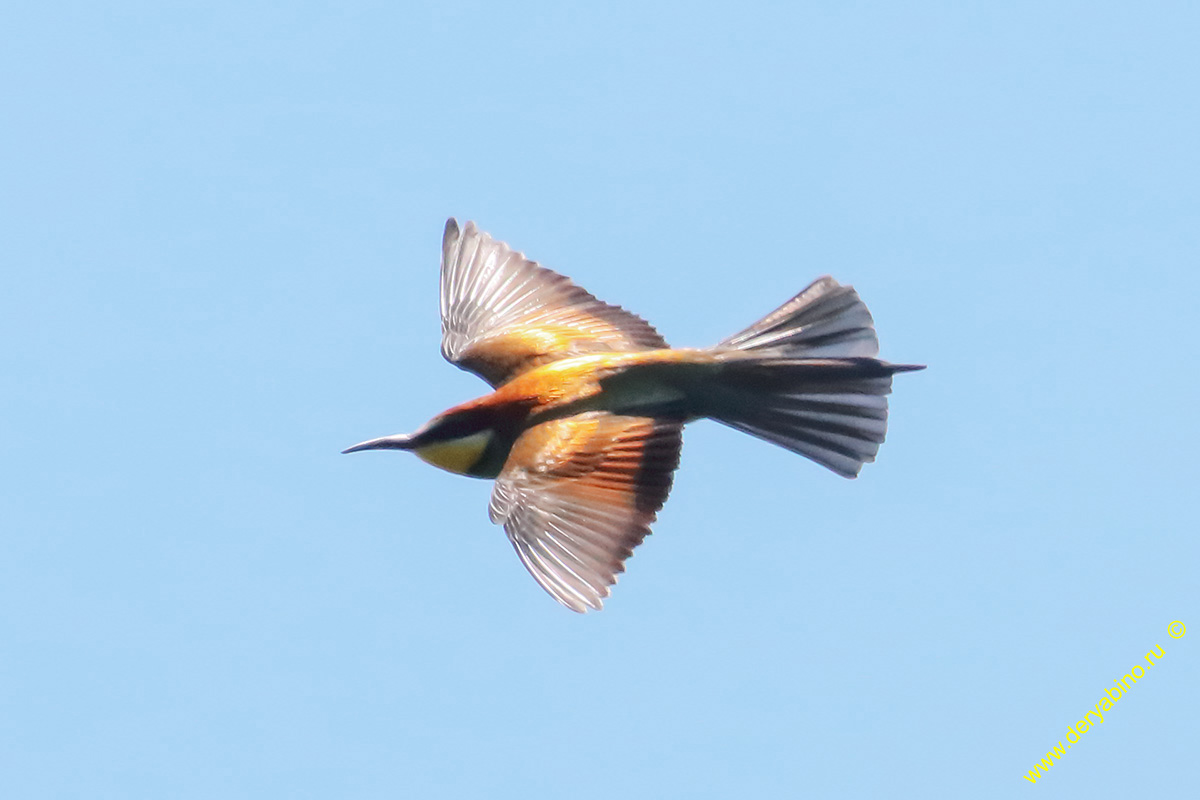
[440,219,667,387]
[488,413,683,612]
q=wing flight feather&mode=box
[440,220,667,387]
[488,413,683,612]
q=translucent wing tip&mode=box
[443,217,460,245]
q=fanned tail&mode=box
[704,277,922,478]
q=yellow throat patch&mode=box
[414,430,492,475]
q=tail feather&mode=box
[706,277,921,477]
[703,359,919,477]
[716,276,879,358]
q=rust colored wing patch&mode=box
[488,413,683,612]
[440,219,667,387]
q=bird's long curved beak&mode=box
[341,434,416,454]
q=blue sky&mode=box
[3,2,1197,797]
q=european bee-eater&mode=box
[344,219,922,612]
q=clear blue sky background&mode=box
[3,2,1197,798]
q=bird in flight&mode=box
[344,220,922,612]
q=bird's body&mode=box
[345,220,922,612]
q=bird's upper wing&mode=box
[440,219,667,387]
[488,412,683,612]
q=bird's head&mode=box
[342,408,502,477]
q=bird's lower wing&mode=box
[488,413,683,612]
